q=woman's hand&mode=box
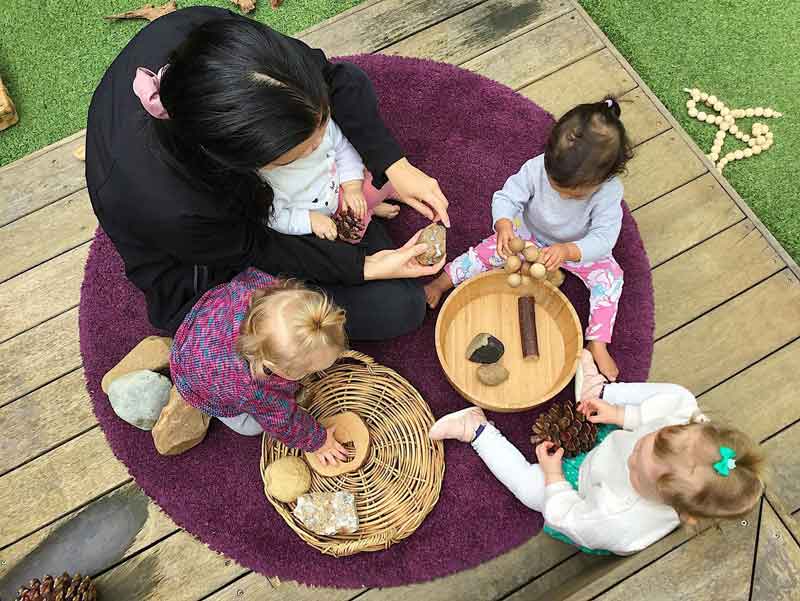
[494,219,516,258]
[340,180,367,219]
[363,229,446,281]
[538,242,580,271]
[535,441,566,484]
[385,158,450,227]
[314,426,348,466]
[576,398,624,427]
[310,211,338,241]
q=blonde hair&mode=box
[653,422,765,520]
[236,280,347,378]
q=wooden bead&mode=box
[752,146,762,155]
[742,134,750,142]
[686,99,696,109]
[721,107,730,116]
[688,107,698,117]
[713,101,723,111]
[690,88,701,100]
[714,116,723,125]
[720,122,730,132]
[733,109,745,118]
[725,152,735,161]
[729,125,738,135]
[715,130,726,138]
[709,152,719,162]
[718,158,728,167]
[712,141,723,152]
[766,131,774,139]
[734,150,744,160]
[764,108,774,118]
[756,135,766,145]
[507,273,522,288]
[743,148,753,158]
[774,112,783,117]
[697,111,707,121]
[708,95,717,104]
[735,131,744,139]
[700,92,709,101]
[745,108,754,117]
[705,114,716,123]
[754,107,764,116]
[748,139,756,147]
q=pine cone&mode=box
[15,573,97,601]
[332,211,365,242]
[530,400,597,458]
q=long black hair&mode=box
[544,96,633,188]
[153,18,330,219]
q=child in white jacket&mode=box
[261,118,399,243]
[429,351,765,555]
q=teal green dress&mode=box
[542,424,617,555]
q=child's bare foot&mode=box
[424,273,453,309]
[587,340,619,382]
[373,202,401,219]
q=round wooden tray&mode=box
[435,270,583,412]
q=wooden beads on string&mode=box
[682,88,783,172]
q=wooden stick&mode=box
[518,296,539,358]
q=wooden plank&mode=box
[0,189,96,283]
[621,130,707,210]
[649,271,800,395]
[0,428,128,548]
[763,423,800,514]
[651,221,783,339]
[382,0,572,65]
[463,12,604,91]
[587,506,758,601]
[94,530,246,601]
[0,308,81,408]
[614,88,670,147]
[0,134,86,226]
[518,49,636,119]
[298,0,484,56]
[0,242,90,343]
[359,535,576,601]
[751,500,800,601]
[204,573,358,601]
[0,483,175,584]
[700,340,800,443]
[0,370,95,476]
[632,173,743,268]
[502,553,607,601]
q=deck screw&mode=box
[741,519,748,526]
[0,559,6,565]
[237,590,244,597]
[224,559,231,566]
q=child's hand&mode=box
[310,212,338,241]
[494,219,516,258]
[535,441,565,483]
[314,426,348,466]
[577,398,624,427]
[341,180,367,219]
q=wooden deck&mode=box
[2,1,800,599]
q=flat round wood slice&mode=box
[435,271,583,412]
[305,411,370,476]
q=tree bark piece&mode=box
[518,296,539,358]
[0,76,19,132]
[105,0,177,22]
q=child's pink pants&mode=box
[444,226,624,344]
[335,171,395,243]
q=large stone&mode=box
[416,223,446,266]
[0,76,19,132]
[293,491,358,535]
[107,370,171,431]
[102,336,173,393]
[264,456,312,503]
[151,386,211,455]
[465,333,505,364]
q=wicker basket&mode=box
[260,350,445,557]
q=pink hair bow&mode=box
[133,65,170,120]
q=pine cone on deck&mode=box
[15,573,97,601]
[530,400,597,458]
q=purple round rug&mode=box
[79,55,654,588]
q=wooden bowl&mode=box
[435,270,583,412]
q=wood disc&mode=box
[305,411,370,477]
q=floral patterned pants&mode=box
[443,224,624,343]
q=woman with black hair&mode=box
[86,6,449,338]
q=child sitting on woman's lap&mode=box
[429,351,764,555]
[170,268,349,465]
[425,97,634,380]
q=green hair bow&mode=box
[713,446,737,477]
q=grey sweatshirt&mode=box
[491,154,624,263]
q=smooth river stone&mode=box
[107,369,171,431]
[416,223,446,266]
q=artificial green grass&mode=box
[579,0,799,261]
[0,0,362,167]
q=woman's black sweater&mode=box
[85,6,404,332]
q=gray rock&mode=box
[107,370,172,430]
